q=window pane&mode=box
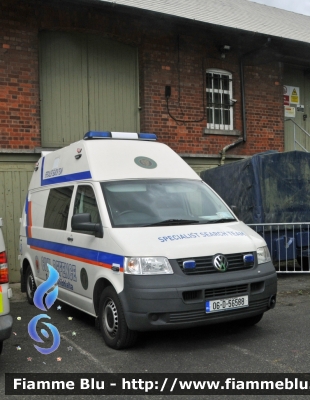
[44,186,73,230]
[207,92,213,105]
[206,73,213,89]
[214,93,221,106]
[222,75,229,91]
[223,109,230,125]
[223,94,230,107]
[207,108,213,124]
[73,185,101,235]
[74,185,100,223]
[213,74,221,89]
[214,108,221,125]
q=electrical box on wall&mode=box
[165,85,171,98]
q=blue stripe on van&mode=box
[41,171,92,186]
[25,195,29,236]
[40,157,92,186]
[27,237,124,270]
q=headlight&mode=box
[257,246,271,264]
[125,257,173,275]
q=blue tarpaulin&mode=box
[201,151,310,224]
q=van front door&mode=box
[66,184,105,316]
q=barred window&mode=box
[206,69,233,130]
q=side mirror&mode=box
[71,213,103,238]
[230,205,240,219]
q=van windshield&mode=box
[100,179,236,227]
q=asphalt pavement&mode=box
[1,274,310,400]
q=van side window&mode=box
[43,186,74,230]
[73,185,100,235]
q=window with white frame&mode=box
[206,69,233,130]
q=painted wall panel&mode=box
[40,32,139,147]
[0,162,37,282]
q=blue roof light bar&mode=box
[84,131,111,140]
[83,131,157,141]
[138,133,157,140]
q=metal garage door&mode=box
[0,157,38,282]
[39,32,139,147]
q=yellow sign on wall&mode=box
[283,85,300,104]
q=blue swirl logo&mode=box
[34,264,59,311]
[28,264,61,354]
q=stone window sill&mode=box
[203,128,241,136]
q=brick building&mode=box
[1,0,310,279]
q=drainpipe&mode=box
[240,56,247,143]
[220,38,271,165]
[220,137,244,165]
[220,57,246,165]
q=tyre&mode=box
[296,256,310,271]
[26,266,36,305]
[239,313,263,327]
[98,286,137,349]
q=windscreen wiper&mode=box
[145,219,200,227]
[205,218,236,224]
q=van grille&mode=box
[204,284,248,299]
[176,253,254,275]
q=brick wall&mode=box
[139,26,284,155]
[0,1,40,149]
[0,0,284,155]
[244,64,284,154]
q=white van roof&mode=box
[29,132,199,189]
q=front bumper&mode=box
[119,261,277,331]
[0,314,13,341]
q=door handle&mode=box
[67,237,73,242]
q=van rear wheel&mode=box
[26,266,36,305]
[98,286,137,349]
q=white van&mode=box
[20,131,277,349]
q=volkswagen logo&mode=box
[213,254,228,272]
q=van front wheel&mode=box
[98,286,137,349]
[26,266,36,305]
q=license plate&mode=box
[206,295,248,313]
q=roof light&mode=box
[111,132,138,139]
[84,131,112,140]
[83,131,157,141]
[138,133,157,140]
